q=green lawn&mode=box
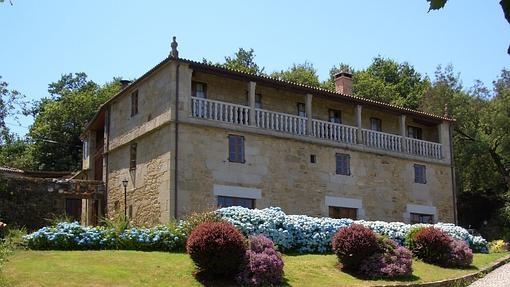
[1,250,508,287]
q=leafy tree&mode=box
[351,56,429,109]
[223,48,265,75]
[0,76,24,143]
[271,62,321,87]
[24,73,119,171]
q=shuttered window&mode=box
[329,206,357,220]
[228,135,245,163]
[335,153,351,175]
[370,117,382,131]
[131,90,138,117]
[217,196,254,209]
[192,82,207,98]
[408,126,423,140]
[410,213,433,224]
[414,164,426,184]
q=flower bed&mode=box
[24,222,185,251]
[218,206,488,253]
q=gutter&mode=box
[449,122,458,224]
[173,62,180,219]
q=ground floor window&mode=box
[217,196,255,209]
[329,206,357,220]
[410,212,434,224]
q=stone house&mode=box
[81,38,456,226]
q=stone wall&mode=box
[176,123,454,223]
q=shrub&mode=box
[404,226,425,250]
[446,239,473,267]
[237,235,284,286]
[186,222,246,276]
[411,227,452,265]
[218,206,489,253]
[359,237,413,278]
[489,240,508,253]
[332,224,380,270]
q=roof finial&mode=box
[443,103,449,118]
[170,36,179,58]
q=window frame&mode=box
[130,143,137,171]
[228,134,245,163]
[192,81,207,98]
[217,195,255,209]
[83,139,88,160]
[370,117,382,132]
[328,109,342,124]
[297,103,306,117]
[407,125,423,140]
[131,90,139,117]
[414,164,426,184]
[335,153,351,176]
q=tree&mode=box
[0,76,24,144]
[351,57,428,109]
[427,0,510,54]
[223,48,265,75]
[271,62,321,87]
[24,73,119,171]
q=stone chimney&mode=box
[120,80,131,90]
[334,72,353,95]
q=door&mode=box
[65,198,82,222]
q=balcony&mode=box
[190,97,443,160]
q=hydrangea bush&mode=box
[359,237,413,278]
[218,206,489,253]
[24,222,185,251]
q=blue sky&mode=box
[0,0,508,136]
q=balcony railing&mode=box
[190,97,443,160]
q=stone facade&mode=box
[83,56,455,226]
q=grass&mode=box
[1,250,508,287]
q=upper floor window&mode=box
[228,134,245,163]
[329,206,357,220]
[255,94,262,109]
[370,117,382,131]
[192,81,207,98]
[335,153,351,176]
[131,90,138,117]
[297,103,306,117]
[410,212,433,224]
[329,109,342,124]
[408,126,423,140]
[414,164,426,184]
[83,139,88,160]
[130,143,137,170]
[217,196,254,209]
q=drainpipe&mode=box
[173,63,180,219]
[448,122,458,225]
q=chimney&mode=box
[120,80,131,90]
[334,72,353,95]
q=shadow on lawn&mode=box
[194,270,291,287]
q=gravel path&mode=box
[468,262,510,287]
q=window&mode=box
[329,109,342,124]
[335,153,351,175]
[192,81,207,98]
[255,94,262,109]
[130,143,137,170]
[414,164,426,184]
[228,135,245,163]
[370,117,382,131]
[297,103,306,117]
[407,126,423,140]
[217,196,254,209]
[329,206,357,220]
[410,213,433,224]
[83,139,88,160]
[131,90,138,117]
[310,154,316,164]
